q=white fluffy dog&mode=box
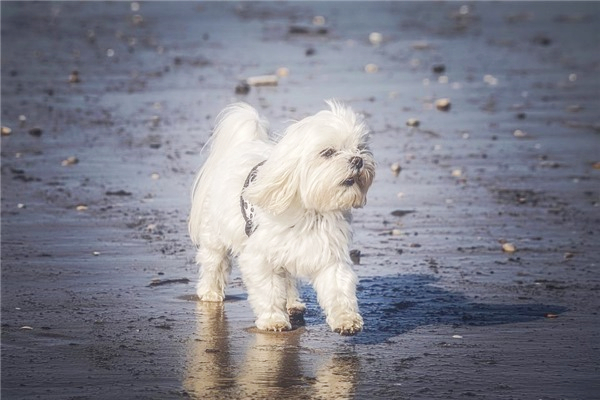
[188,101,375,335]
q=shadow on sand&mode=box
[183,274,564,398]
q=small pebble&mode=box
[1,126,12,136]
[61,156,79,166]
[364,63,379,73]
[592,162,600,170]
[29,127,43,137]
[390,162,402,176]
[369,32,383,46]
[513,129,527,138]
[406,118,420,127]
[451,169,463,178]
[151,173,160,180]
[312,15,326,26]
[235,82,250,95]
[17,203,26,209]
[68,70,81,83]
[76,205,88,211]
[349,249,361,265]
[452,335,463,339]
[432,64,446,74]
[276,67,290,77]
[435,98,451,111]
[502,242,516,253]
[92,251,101,256]
[391,229,402,236]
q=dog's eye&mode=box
[320,148,336,158]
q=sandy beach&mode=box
[2,2,599,399]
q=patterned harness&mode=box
[240,161,265,237]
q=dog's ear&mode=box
[244,157,299,215]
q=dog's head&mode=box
[245,100,375,215]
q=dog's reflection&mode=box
[184,302,359,399]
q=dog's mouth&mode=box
[342,177,355,187]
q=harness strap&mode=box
[240,161,265,237]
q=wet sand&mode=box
[1,2,599,399]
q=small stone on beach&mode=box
[435,98,451,111]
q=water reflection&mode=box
[184,302,359,399]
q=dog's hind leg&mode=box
[195,245,231,302]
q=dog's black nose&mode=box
[350,156,363,170]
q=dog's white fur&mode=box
[188,101,375,335]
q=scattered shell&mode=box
[501,242,516,253]
[151,173,160,180]
[1,126,12,135]
[513,129,527,138]
[364,63,379,73]
[92,251,101,256]
[369,32,383,46]
[452,335,463,339]
[483,74,498,86]
[61,156,79,166]
[451,169,463,178]
[17,203,26,209]
[75,205,88,211]
[20,326,34,330]
[390,162,402,176]
[435,98,451,111]
[391,229,402,236]
[544,313,559,319]
[312,15,326,26]
[246,75,278,86]
[411,40,431,50]
[68,70,81,83]
[276,67,290,77]
[406,118,420,127]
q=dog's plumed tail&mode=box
[189,103,269,246]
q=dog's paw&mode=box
[197,290,224,303]
[287,302,306,317]
[256,312,292,332]
[330,312,363,336]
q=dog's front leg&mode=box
[313,264,363,336]
[239,254,292,332]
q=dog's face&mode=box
[245,101,375,215]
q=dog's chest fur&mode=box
[245,210,353,277]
